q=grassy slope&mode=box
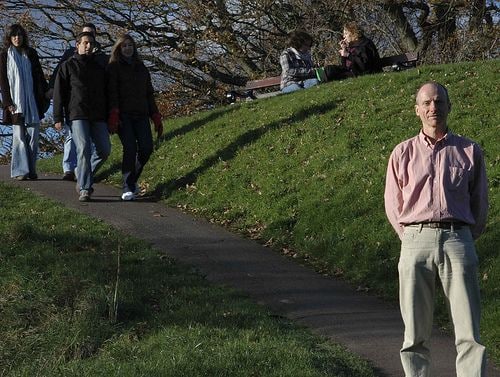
[0,183,375,376]
[39,59,500,362]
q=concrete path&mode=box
[1,165,498,377]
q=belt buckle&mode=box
[436,222,459,229]
[426,222,451,229]
[423,222,441,229]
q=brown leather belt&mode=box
[407,222,468,230]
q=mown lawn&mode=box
[39,59,500,363]
[0,183,376,376]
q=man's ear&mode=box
[415,104,420,117]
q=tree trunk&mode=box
[381,2,419,52]
[469,0,486,30]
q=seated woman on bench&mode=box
[279,31,319,94]
[324,22,382,80]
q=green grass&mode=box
[0,183,376,376]
[39,59,500,363]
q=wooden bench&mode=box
[226,76,281,103]
[227,52,418,103]
[246,76,281,92]
[380,52,418,71]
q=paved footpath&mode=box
[1,165,498,377]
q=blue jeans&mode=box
[281,78,319,94]
[70,120,111,192]
[118,114,153,191]
[62,122,77,173]
[11,122,39,178]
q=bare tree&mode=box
[0,0,497,113]
[0,1,345,110]
[354,0,498,63]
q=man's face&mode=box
[415,83,451,131]
[77,35,95,55]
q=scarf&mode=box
[6,46,40,124]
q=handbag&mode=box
[1,106,23,125]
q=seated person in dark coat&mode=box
[324,22,382,80]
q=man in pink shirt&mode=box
[384,81,488,377]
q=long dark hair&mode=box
[3,23,29,49]
[109,33,140,64]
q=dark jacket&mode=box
[107,58,158,116]
[341,36,382,76]
[48,41,108,90]
[48,46,76,90]
[0,47,49,125]
[53,53,107,123]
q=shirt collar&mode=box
[418,128,452,147]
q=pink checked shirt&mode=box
[384,130,488,239]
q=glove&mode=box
[151,112,163,138]
[107,108,120,134]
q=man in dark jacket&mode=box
[53,31,110,202]
[48,22,107,181]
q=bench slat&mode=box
[245,76,281,90]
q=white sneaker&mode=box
[121,191,135,201]
[79,190,91,202]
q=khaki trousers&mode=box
[398,225,486,377]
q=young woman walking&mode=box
[107,33,163,201]
[0,24,48,180]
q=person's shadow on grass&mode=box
[153,100,340,199]
[94,107,242,185]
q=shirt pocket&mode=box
[447,166,468,191]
